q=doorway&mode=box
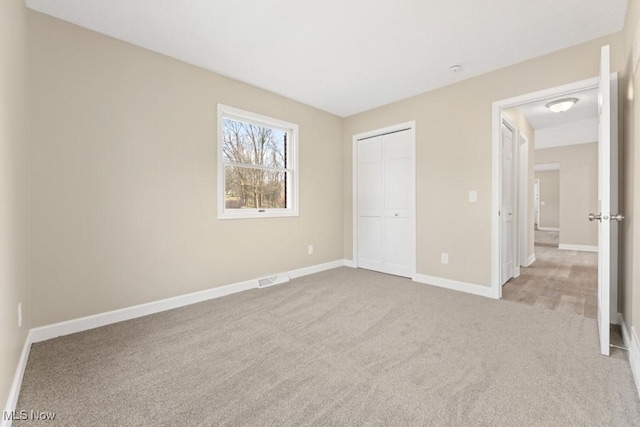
[352,122,416,278]
[491,45,619,355]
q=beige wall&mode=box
[535,143,598,247]
[622,0,640,335]
[343,33,622,287]
[535,170,560,229]
[502,108,536,263]
[0,0,29,410]
[27,12,344,327]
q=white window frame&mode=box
[217,104,299,219]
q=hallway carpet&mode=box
[15,267,640,426]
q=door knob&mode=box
[611,213,625,222]
[588,213,602,222]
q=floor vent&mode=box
[258,273,290,288]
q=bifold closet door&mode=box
[357,131,412,277]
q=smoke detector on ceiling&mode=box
[449,64,462,72]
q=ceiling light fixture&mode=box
[449,64,462,72]
[545,97,578,113]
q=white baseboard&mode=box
[343,259,357,268]
[289,260,345,279]
[30,259,347,344]
[2,332,32,427]
[413,273,495,299]
[525,254,536,267]
[619,313,640,399]
[29,279,257,343]
[558,244,598,253]
[538,227,559,231]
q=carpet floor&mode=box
[15,267,640,426]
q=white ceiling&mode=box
[518,88,599,130]
[25,0,628,117]
[534,117,599,149]
[516,87,600,149]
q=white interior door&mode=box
[357,130,413,278]
[595,44,620,356]
[501,121,515,285]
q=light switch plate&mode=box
[469,191,478,203]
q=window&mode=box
[218,104,299,219]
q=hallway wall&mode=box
[535,143,598,248]
[535,170,560,229]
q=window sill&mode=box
[218,209,299,220]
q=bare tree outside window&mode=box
[222,118,289,210]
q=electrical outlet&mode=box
[469,190,478,202]
[441,253,449,264]
[308,245,314,255]
[18,303,22,328]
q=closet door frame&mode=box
[352,121,416,278]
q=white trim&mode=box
[518,132,529,268]
[28,259,347,344]
[29,279,256,343]
[217,104,299,220]
[534,162,560,171]
[352,121,417,279]
[413,274,496,299]
[2,334,32,427]
[526,254,536,267]
[619,313,640,399]
[343,259,357,268]
[492,77,600,300]
[558,244,598,252]
[288,260,345,279]
[538,226,560,231]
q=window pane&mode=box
[222,118,287,169]
[224,166,288,209]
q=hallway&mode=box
[502,231,597,319]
